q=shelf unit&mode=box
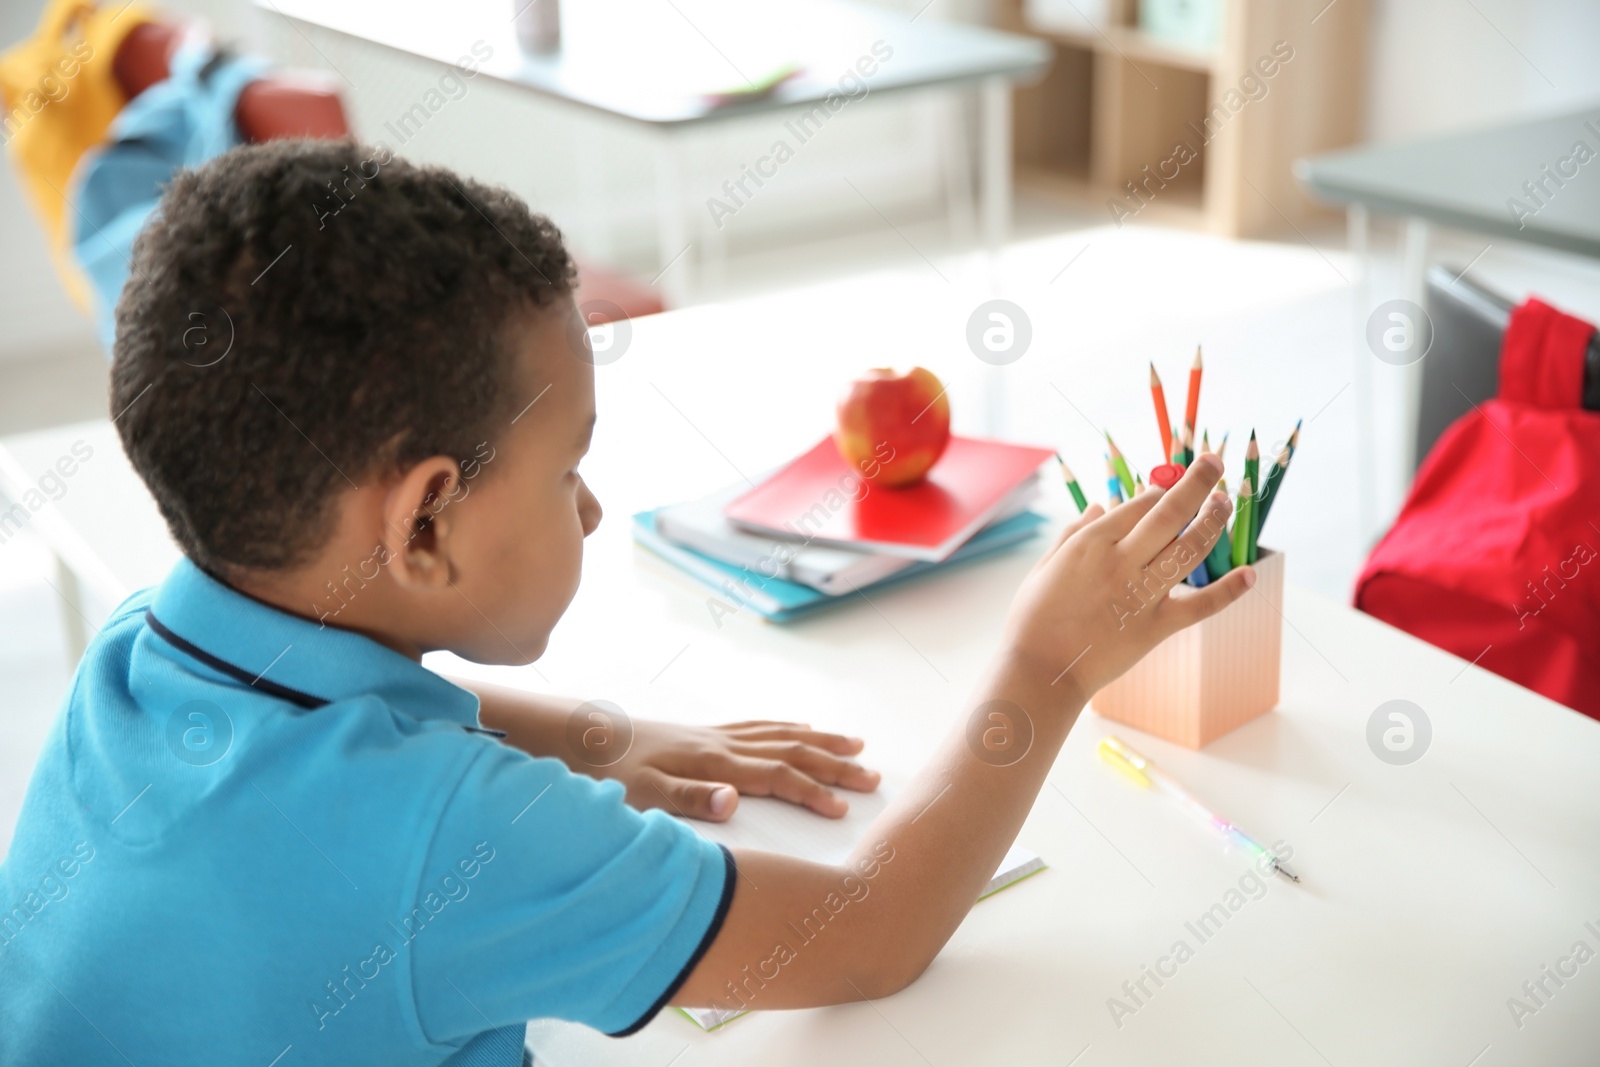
[997,0,1368,237]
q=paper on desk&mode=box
[680,788,1045,1031]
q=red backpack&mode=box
[1355,297,1600,718]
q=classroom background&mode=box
[2,0,1599,1062]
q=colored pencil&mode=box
[1181,421,1195,467]
[1255,423,1298,535]
[1200,429,1210,456]
[1216,431,1230,466]
[1171,423,1186,466]
[1106,433,1136,497]
[1204,476,1233,580]
[1150,363,1174,461]
[1134,473,1145,495]
[1243,432,1260,562]
[1186,516,1211,586]
[1183,346,1203,441]
[1056,453,1089,513]
[1232,477,1254,569]
[1105,453,1123,506]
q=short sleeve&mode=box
[407,744,735,1044]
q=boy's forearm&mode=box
[458,678,584,760]
[679,651,1088,1007]
[845,649,1086,988]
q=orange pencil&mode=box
[1149,362,1173,461]
[1184,346,1203,438]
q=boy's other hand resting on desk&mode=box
[605,718,881,821]
[470,681,880,821]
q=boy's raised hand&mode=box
[1001,452,1254,707]
[673,456,1262,1012]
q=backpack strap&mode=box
[1499,297,1597,410]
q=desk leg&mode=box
[978,76,1011,272]
[940,90,975,249]
[654,135,692,307]
[1348,204,1375,547]
[1397,217,1430,480]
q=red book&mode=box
[724,436,1054,561]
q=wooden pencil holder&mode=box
[1090,548,1284,749]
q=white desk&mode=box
[5,259,1597,1065]
[260,0,1051,304]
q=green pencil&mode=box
[1106,432,1136,497]
[1056,453,1089,513]
[1243,431,1260,558]
[1232,477,1254,569]
[1204,475,1233,580]
[1255,425,1297,538]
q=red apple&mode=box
[834,367,951,488]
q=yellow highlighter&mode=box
[1097,736,1300,883]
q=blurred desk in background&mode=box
[260,0,1051,304]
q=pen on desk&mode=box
[1056,453,1089,513]
[1097,736,1300,883]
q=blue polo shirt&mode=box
[0,559,734,1065]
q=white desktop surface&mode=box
[3,261,1596,1065]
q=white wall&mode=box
[1364,0,1600,143]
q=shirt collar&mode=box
[147,557,482,728]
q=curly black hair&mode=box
[110,139,576,574]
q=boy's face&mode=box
[441,302,601,663]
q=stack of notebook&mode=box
[632,436,1055,621]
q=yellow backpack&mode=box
[0,0,152,308]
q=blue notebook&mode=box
[632,508,1048,622]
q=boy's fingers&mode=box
[722,725,865,755]
[733,741,881,792]
[1094,485,1162,540]
[1159,566,1255,632]
[1145,492,1232,583]
[1124,454,1223,560]
[1046,502,1105,553]
[725,759,848,817]
[720,719,811,731]
[645,771,741,823]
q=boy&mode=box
[0,141,1251,1064]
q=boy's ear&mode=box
[381,456,463,590]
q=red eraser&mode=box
[1149,463,1185,489]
